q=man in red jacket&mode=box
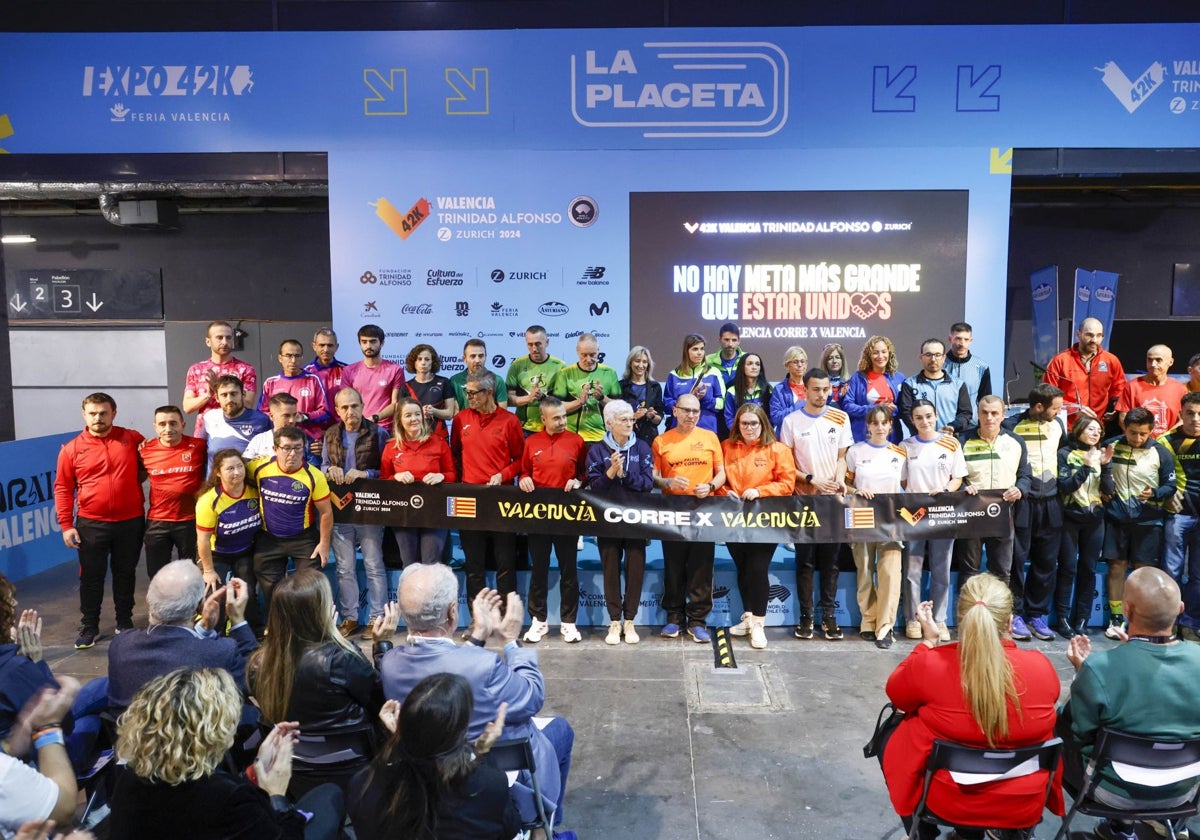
[138,405,207,580]
[54,393,146,649]
[450,370,524,603]
[518,396,587,644]
[1042,317,1126,428]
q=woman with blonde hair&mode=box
[619,346,665,444]
[381,396,456,565]
[881,574,1063,839]
[109,667,344,838]
[248,570,397,800]
[767,345,808,433]
[719,403,796,649]
[844,335,906,443]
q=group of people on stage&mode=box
[51,314,1200,658]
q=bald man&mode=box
[1116,344,1187,437]
[1062,568,1200,838]
[1042,317,1126,427]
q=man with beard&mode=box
[1042,317,1126,428]
[138,406,206,578]
[182,320,257,435]
[451,338,508,412]
[343,324,406,432]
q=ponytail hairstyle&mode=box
[955,573,1021,746]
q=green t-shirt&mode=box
[450,368,509,409]
[506,355,565,431]
[550,363,620,442]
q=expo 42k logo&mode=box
[1096,57,1200,115]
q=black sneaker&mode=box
[822,617,843,641]
[859,629,877,642]
[794,619,814,640]
[116,622,135,635]
[75,628,99,649]
[875,628,894,649]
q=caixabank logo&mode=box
[570,41,789,138]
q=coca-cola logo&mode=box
[401,303,433,315]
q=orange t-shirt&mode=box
[719,439,796,497]
[652,427,723,495]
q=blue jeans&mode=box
[1168,514,1200,629]
[541,716,574,826]
[905,539,953,623]
[331,523,386,621]
[394,527,449,567]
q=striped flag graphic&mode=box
[844,508,876,529]
[446,497,477,518]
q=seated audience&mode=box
[1063,567,1200,840]
[107,559,256,712]
[380,564,576,839]
[0,574,58,741]
[881,573,1063,839]
[349,673,521,840]
[109,667,344,839]
[0,676,82,834]
[247,570,394,799]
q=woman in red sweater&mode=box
[718,403,796,649]
[381,398,456,565]
[882,573,1063,839]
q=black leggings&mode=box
[728,542,773,615]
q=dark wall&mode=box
[4,212,331,323]
[1006,203,1200,376]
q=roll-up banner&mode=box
[330,481,1011,544]
[1029,265,1059,370]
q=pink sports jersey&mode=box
[343,360,406,429]
[258,372,330,441]
[185,357,257,434]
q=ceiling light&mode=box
[1,234,36,244]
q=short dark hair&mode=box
[358,324,385,342]
[920,338,946,355]
[278,339,303,354]
[1124,407,1155,430]
[1183,392,1200,409]
[273,426,304,446]
[464,338,486,353]
[718,322,740,337]
[1028,383,1064,409]
[215,375,243,393]
[525,324,547,337]
[949,322,972,334]
[82,392,116,410]
[154,405,184,421]
[206,320,233,337]
[268,392,298,409]
[802,368,830,385]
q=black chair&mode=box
[482,737,550,833]
[1055,728,1200,840]
[909,737,1063,840]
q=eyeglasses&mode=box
[275,445,305,453]
[280,352,303,359]
[921,352,945,359]
[739,420,762,427]
[676,408,701,415]
[464,389,490,398]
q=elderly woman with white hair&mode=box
[585,399,655,645]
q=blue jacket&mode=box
[943,352,993,423]
[585,438,654,492]
[663,367,725,433]
[768,379,803,434]
[898,371,972,437]
[725,383,771,431]
[843,369,907,443]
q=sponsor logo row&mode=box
[358,266,611,287]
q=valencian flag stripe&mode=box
[337,481,1011,545]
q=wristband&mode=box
[466,635,487,648]
[34,727,65,750]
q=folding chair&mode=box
[909,737,1063,840]
[1055,728,1200,840]
[483,738,550,835]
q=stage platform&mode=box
[18,560,1156,839]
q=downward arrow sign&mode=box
[85,293,104,312]
[8,292,25,313]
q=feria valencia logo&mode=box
[570,41,789,138]
[82,65,254,97]
[538,301,570,317]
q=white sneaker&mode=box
[1105,616,1126,640]
[905,620,922,640]
[523,619,549,644]
[937,621,951,642]
[623,619,640,644]
[560,622,582,643]
[577,536,584,550]
[729,611,752,636]
[750,616,768,650]
[605,621,621,645]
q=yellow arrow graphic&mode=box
[0,115,14,153]
[990,147,1013,174]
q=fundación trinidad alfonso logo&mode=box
[1096,60,1166,113]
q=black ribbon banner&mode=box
[331,481,1012,545]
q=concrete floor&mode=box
[18,561,1180,840]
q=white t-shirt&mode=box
[779,404,853,486]
[0,753,59,837]
[846,441,907,493]
[900,433,968,493]
[242,429,276,460]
